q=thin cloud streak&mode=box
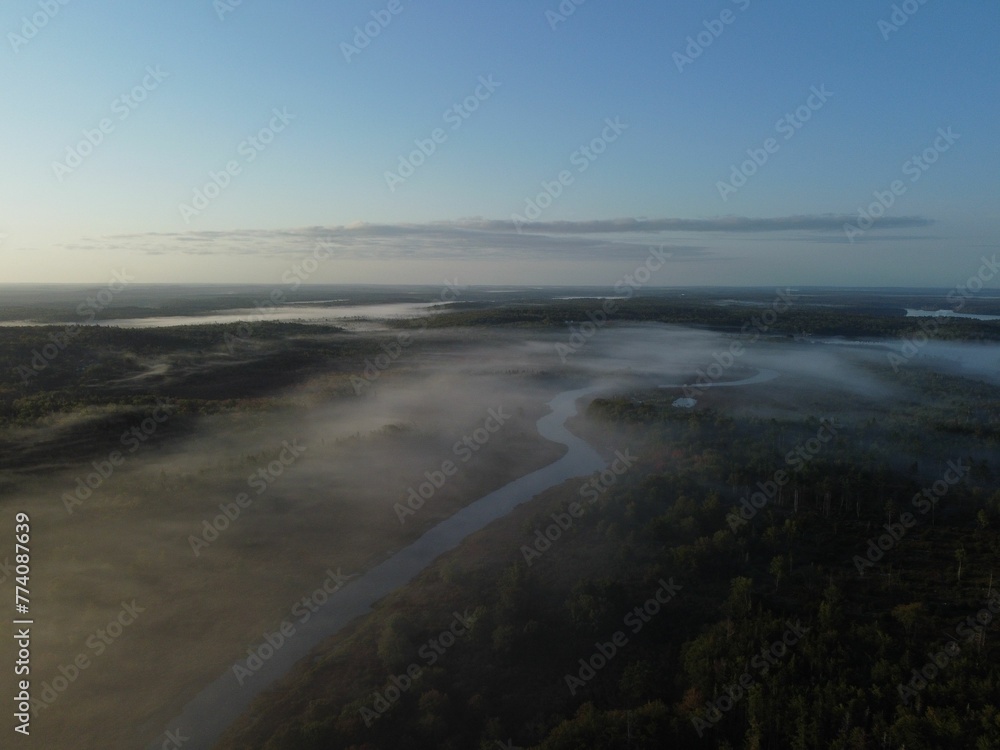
[66,214,932,262]
[448,215,932,234]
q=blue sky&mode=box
[2,0,998,287]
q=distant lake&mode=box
[905,308,1000,322]
[0,302,452,329]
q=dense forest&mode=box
[0,322,379,426]
[409,298,1000,342]
[215,363,1000,750]
[2,297,998,748]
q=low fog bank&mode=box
[0,321,996,748]
[0,330,607,749]
[890,339,1000,386]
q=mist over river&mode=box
[146,385,607,750]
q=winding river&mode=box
[145,385,608,750]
